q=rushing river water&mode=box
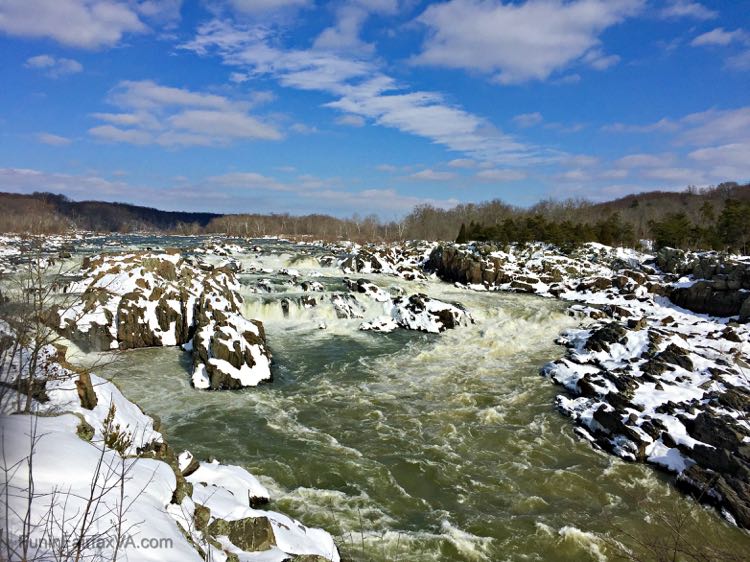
[74,240,749,561]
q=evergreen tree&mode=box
[456,223,467,243]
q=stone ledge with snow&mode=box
[57,251,271,390]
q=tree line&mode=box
[453,186,750,253]
[1,182,748,251]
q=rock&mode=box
[684,413,748,451]
[349,279,391,302]
[656,343,693,371]
[301,280,324,292]
[207,516,276,553]
[584,322,628,353]
[178,450,201,477]
[190,289,272,391]
[741,296,750,323]
[510,280,535,293]
[671,280,747,317]
[75,372,98,410]
[330,293,365,319]
[677,465,750,529]
[657,247,688,274]
[391,294,472,333]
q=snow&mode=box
[186,459,270,504]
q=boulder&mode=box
[671,281,746,317]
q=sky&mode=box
[1,0,749,218]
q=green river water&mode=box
[76,244,750,561]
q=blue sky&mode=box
[1,0,749,217]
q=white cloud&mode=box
[602,117,678,133]
[0,167,132,199]
[412,0,642,84]
[581,49,620,70]
[600,168,628,179]
[168,110,280,140]
[475,168,526,181]
[89,125,153,145]
[313,0,398,53]
[36,132,73,146]
[557,169,590,182]
[679,106,750,145]
[181,19,542,165]
[0,166,459,217]
[408,169,456,181]
[376,164,397,172]
[25,54,83,77]
[642,167,705,184]
[314,5,372,53]
[206,171,290,191]
[562,154,599,167]
[512,112,543,128]
[0,0,148,48]
[728,49,750,70]
[135,0,182,23]
[688,143,750,180]
[290,122,318,134]
[335,114,366,127]
[447,158,477,169]
[306,188,459,215]
[89,80,282,146]
[660,0,717,20]
[227,0,310,15]
[615,153,671,168]
[691,28,747,47]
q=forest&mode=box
[1,182,748,252]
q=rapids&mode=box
[79,240,750,561]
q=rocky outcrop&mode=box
[670,280,748,317]
[391,294,472,333]
[339,243,431,280]
[190,277,271,390]
[540,292,750,528]
[58,252,271,390]
[657,247,750,320]
[427,242,659,299]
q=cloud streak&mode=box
[89,80,282,146]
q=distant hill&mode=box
[586,182,750,231]
[0,192,222,234]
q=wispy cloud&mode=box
[407,169,457,181]
[180,18,544,166]
[512,112,543,128]
[659,0,717,21]
[35,132,73,146]
[475,169,526,182]
[691,28,748,47]
[89,80,282,147]
[25,54,82,77]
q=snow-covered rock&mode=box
[58,252,272,391]
[391,294,473,334]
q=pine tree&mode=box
[456,223,468,243]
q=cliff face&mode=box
[656,248,750,321]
